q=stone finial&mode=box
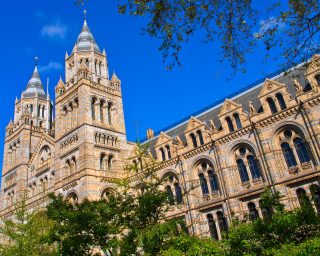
[249,101,256,115]
[293,79,302,94]
[209,120,216,131]
[147,128,154,139]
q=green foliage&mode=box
[0,195,56,256]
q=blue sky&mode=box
[0,0,286,172]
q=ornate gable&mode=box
[154,132,172,147]
[218,99,242,117]
[258,79,285,98]
[306,54,320,76]
[185,117,204,133]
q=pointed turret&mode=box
[55,76,66,96]
[111,71,120,82]
[73,12,100,53]
[22,62,46,99]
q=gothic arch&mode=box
[227,139,259,165]
[65,191,79,203]
[190,155,216,170]
[160,169,180,181]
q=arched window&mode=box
[294,137,311,164]
[107,102,113,125]
[267,97,278,114]
[233,113,242,129]
[310,185,320,214]
[248,202,259,220]
[247,155,260,179]
[197,130,204,145]
[100,154,107,170]
[100,100,104,122]
[166,185,175,205]
[236,159,249,182]
[217,211,228,233]
[66,192,78,204]
[160,148,166,161]
[108,155,113,170]
[71,157,76,174]
[174,183,183,204]
[296,188,311,208]
[208,170,219,193]
[281,142,297,168]
[66,160,71,175]
[199,173,209,195]
[276,93,286,110]
[207,214,219,240]
[190,133,198,148]
[259,200,273,219]
[225,116,234,132]
[315,74,320,85]
[165,145,172,159]
[91,98,96,120]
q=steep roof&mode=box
[143,63,311,157]
[22,65,46,99]
[73,19,100,53]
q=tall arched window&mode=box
[91,98,96,120]
[160,148,166,161]
[100,154,107,170]
[315,74,320,85]
[237,159,249,182]
[207,214,219,240]
[296,188,311,208]
[208,170,219,193]
[217,211,228,233]
[190,133,198,148]
[247,155,261,179]
[71,157,76,174]
[267,97,278,114]
[248,202,259,220]
[225,116,234,132]
[166,185,175,205]
[108,155,113,170]
[294,137,311,164]
[199,173,209,195]
[100,100,104,122]
[107,102,113,125]
[174,183,183,204]
[233,113,242,129]
[197,130,204,145]
[310,185,320,214]
[276,93,286,110]
[281,142,297,168]
[165,145,172,159]
[259,200,273,219]
[66,160,71,175]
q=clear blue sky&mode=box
[0,0,285,173]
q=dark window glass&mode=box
[248,202,259,220]
[217,211,228,233]
[236,159,249,182]
[281,142,297,168]
[247,155,261,179]
[190,133,198,148]
[233,113,242,129]
[174,183,183,204]
[160,148,166,161]
[166,185,175,205]
[276,93,286,110]
[199,173,209,195]
[197,130,204,145]
[226,117,234,132]
[207,214,219,240]
[267,98,278,114]
[208,170,219,192]
[294,137,311,164]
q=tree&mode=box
[0,194,56,256]
[77,1,320,73]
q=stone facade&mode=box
[2,16,320,240]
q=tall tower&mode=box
[1,63,54,211]
[54,13,131,201]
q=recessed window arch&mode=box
[100,99,105,122]
[163,173,183,205]
[190,133,198,148]
[208,170,219,193]
[165,145,171,159]
[278,128,313,169]
[174,182,183,204]
[91,97,97,120]
[267,97,278,114]
[275,93,286,110]
[296,188,311,208]
[234,146,260,183]
[225,116,234,132]
[197,130,204,145]
[108,155,113,170]
[248,202,259,220]
[216,211,228,233]
[100,153,107,170]
[310,184,320,214]
[233,113,242,129]
[166,185,175,205]
[66,192,78,204]
[159,147,166,161]
[207,214,219,240]
[107,102,113,125]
